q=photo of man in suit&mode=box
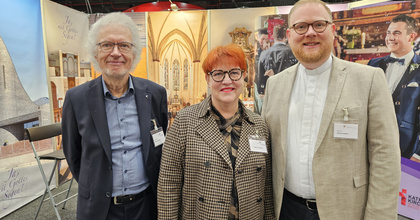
[254,28,269,114]
[256,25,296,101]
[368,14,420,163]
[262,0,401,219]
[62,12,168,220]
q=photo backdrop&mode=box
[1,0,419,219]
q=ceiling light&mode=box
[169,0,179,11]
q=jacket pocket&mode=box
[78,183,90,199]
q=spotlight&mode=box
[169,0,179,11]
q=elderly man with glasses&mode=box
[262,0,401,219]
[62,12,168,220]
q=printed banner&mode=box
[0,162,56,218]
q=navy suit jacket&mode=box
[62,75,168,220]
[368,54,420,158]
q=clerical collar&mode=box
[299,55,332,75]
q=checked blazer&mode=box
[158,96,275,219]
[368,53,420,158]
[262,57,400,220]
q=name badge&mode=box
[249,135,267,153]
[150,119,165,147]
[151,127,165,147]
[333,123,358,139]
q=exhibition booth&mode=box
[0,0,419,219]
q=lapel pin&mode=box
[146,95,149,98]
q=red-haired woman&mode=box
[158,44,274,219]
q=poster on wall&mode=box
[147,10,208,126]
[0,0,52,218]
[43,0,90,186]
[253,14,296,114]
[331,2,420,219]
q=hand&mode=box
[264,69,275,77]
[410,156,420,163]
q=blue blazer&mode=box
[62,75,168,220]
[368,54,420,158]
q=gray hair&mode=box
[87,12,141,72]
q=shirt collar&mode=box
[273,41,286,46]
[391,50,414,66]
[102,75,135,98]
[198,96,254,124]
[299,55,332,75]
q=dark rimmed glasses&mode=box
[290,20,331,35]
[208,68,244,82]
[97,41,134,53]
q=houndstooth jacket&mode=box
[158,96,275,219]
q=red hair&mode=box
[202,44,247,74]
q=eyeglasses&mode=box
[96,41,134,53]
[290,20,331,35]
[208,68,243,82]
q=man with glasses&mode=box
[62,12,168,220]
[262,0,400,219]
[368,14,420,163]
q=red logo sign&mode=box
[399,189,407,206]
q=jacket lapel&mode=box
[281,65,298,158]
[378,56,388,73]
[392,53,420,99]
[234,105,257,170]
[315,57,346,152]
[87,76,112,162]
[132,77,153,167]
[195,98,233,169]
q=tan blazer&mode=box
[158,97,275,219]
[262,57,401,220]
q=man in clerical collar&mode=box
[263,0,401,219]
[368,14,420,162]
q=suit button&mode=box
[256,166,262,172]
[237,170,243,174]
[395,101,400,105]
[198,197,205,202]
[106,192,111,197]
[204,161,211,167]
[257,198,262,202]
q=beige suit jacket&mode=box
[158,97,275,219]
[262,57,401,220]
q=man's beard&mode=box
[291,43,332,64]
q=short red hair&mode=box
[202,44,247,74]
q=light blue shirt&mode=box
[102,77,149,197]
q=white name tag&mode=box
[150,127,165,147]
[249,135,267,153]
[333,123,358,139]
